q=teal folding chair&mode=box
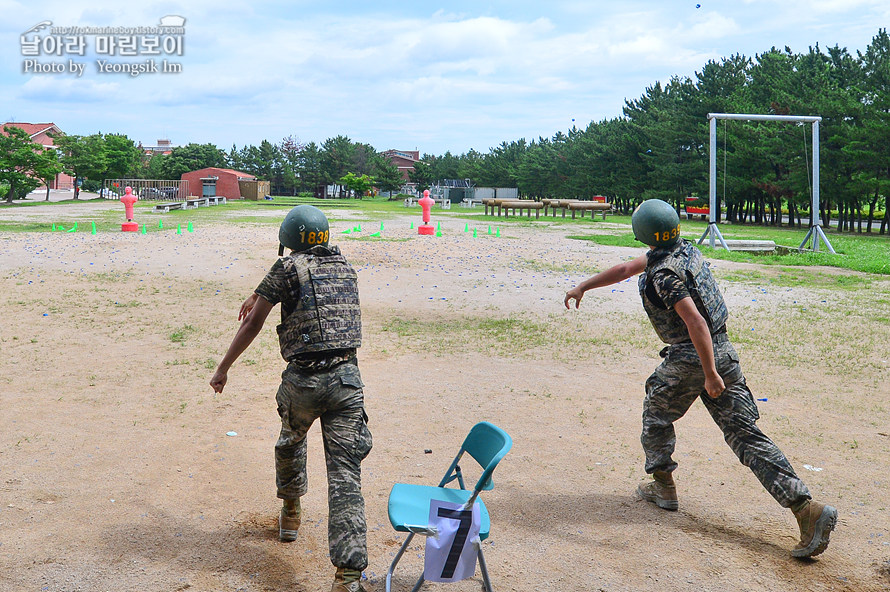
[385,421,513,592]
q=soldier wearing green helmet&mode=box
[631,197,681,247]
[211,205,372,592]
[278,203,331,255]
[565,199,836,559]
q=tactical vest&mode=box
[638,240,728,344]
[277,245,362,359]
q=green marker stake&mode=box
[380,222,384,231]
[488,225,491,235]
[343,229,352,234]
[437,221,441,231]
[91,221,97,235]
[410,222,414,229]
[52,223,56,232]
[67,222,77,233]
[473,228,477,237]
[464,223,468,232]
[496,227,500,237]
[187,221,194,232]
[436,230,442,237]
[369,231,381,237]
[159,219,163,229]
[177,224,182,235]
[142,224,147,234]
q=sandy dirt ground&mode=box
[1,199,889,592]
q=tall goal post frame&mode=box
[702,112,835,254]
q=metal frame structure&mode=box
[101,178,190,201]
[702,113,835,253]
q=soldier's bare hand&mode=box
[239,293,259,321]
[564,288,584,309]
[210,369,228,393]
[704,373,725,398]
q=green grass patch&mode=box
[717,267,876,290]
[567,233,640,248]
[570,223,890,275]
[382,315,555,355]
[169,324,197,344]
[515,258,602,275]
[379,312,632,358]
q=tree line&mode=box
[0,129,407,203]
[409,29,890,234]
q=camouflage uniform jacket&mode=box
[638,239,728,344]
[255,245,361,371]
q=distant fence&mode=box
[465,187,519,201]
[101,179,190,201]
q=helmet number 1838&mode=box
[300,230,329,245]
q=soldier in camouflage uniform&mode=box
[564,199,836,559]
[211,205,372,592]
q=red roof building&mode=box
[1,122,75,190]
[180,167,256,199]
[141,138,175,156]
[383,149,420,181]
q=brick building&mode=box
[382,149,420,181]
[180,167,256,199]
[0,122,76,190]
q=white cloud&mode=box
[1,1,888,153]
[18,76,121,102]
[685,13,740,40]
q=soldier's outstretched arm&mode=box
[674,297,725,398]
[210,295,274,393]
[564,253,648,309]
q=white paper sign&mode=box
[423,499,481,583]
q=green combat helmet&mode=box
[278,205,330,255]
[632,199,681,247]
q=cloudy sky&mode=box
[1,1,887,155]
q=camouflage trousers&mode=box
[275,360,373,570]
[642,334,810,508]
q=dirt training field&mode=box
[1,200,889,592]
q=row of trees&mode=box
[222,136,404,196]
[1,129,407,203]
[0,128,144,203]
[0,126,62,203]
[140,135,406,197]
[408,29,890,233]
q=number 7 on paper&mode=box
[423,499,482,582]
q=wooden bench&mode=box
[153,202,184,213]
[207,196,227,206]
[185,197,210,209]
[499,200,545,219]
[685,197,709,220]
[567,201,611,220]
